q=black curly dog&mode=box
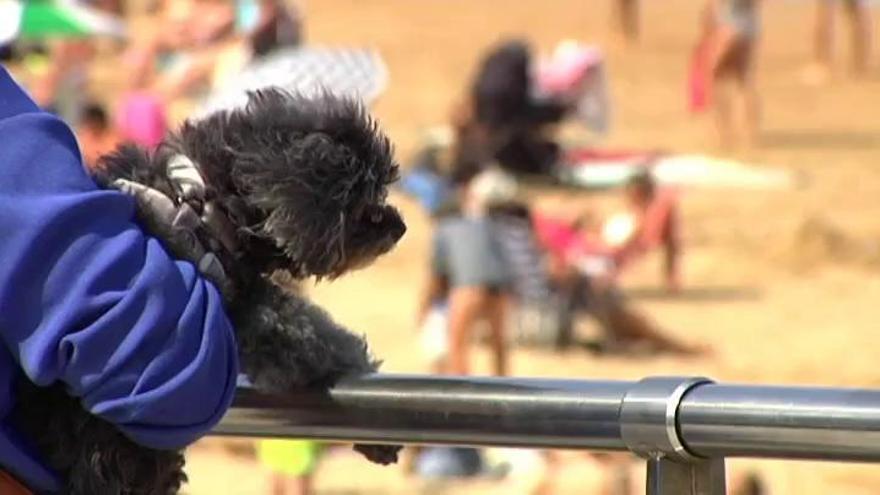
[12,89,406,494]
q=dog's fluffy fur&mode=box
[12,89,405,494]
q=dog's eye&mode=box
[370,211,383,223]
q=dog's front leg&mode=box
[231,277,401,464]
[232,277,377,390]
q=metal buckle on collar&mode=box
[167,154,207,203]
[166,154,240,255]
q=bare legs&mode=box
[809,0,872,80]
[603,301,701,355]
[814,0,836,70]
[711,27,760,149]
[663,233,682,293]
[615,0,640,44]
[846,0,873,75]
[563,272,703,355]
[270,474,312,495]
[447,287,509,376]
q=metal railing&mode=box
[214,374,880,494]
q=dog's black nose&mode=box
[389,215,406,242]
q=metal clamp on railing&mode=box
[620,377,725,495]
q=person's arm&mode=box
[0,67,238,450]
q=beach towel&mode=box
[557,152,794,190]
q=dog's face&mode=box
[181,89,406,279]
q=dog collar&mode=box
[167,153,207,202]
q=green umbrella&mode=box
[0,0,126,43]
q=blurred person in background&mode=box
[75,101,119,171]
[607,171,682,293]
[452,39,572,180]
[127,0,235,101]
[116,0,239,142]
[504,199,701,355]
[30,39,95,124]
[203,0,305,90]
[411,169,516,481]
[701,0,762,148]
[806,0,873,81]
[235,0,303,57]
[418,168,513,377]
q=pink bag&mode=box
[117,92,167,149]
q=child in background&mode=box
[76,102,119,172]
[701,0,762,148]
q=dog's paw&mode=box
[353,443,402,465]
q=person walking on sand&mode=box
[699,0,762,148]
[804,0,873,83]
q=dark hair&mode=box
[627,170,656,197]
[80,103,110,130]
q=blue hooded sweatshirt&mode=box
[0,66,239,492]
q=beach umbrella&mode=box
[198,46,389,117]
[0,0,127,43]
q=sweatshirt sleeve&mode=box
[0,66,239,450]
